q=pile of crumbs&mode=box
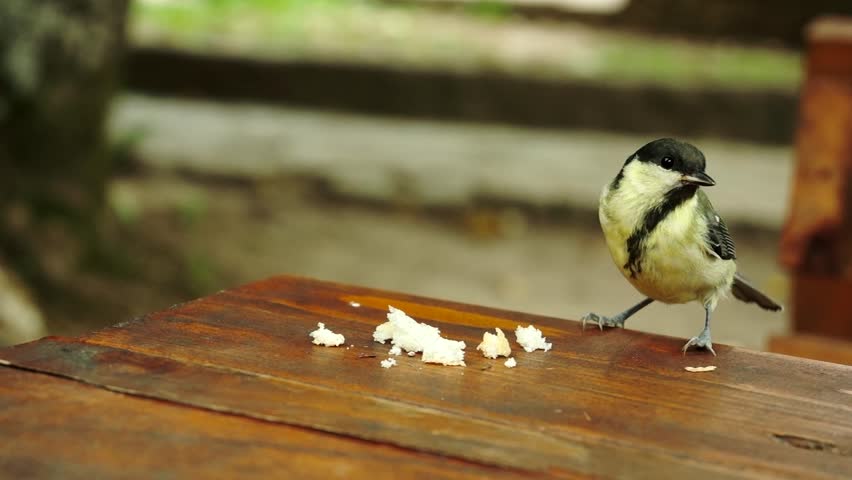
[515,325,552,352]
[309,323,345,347]
[308,307,555,369]
[374,306,466,366]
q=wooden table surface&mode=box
[1,276,850,479]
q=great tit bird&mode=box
[582,138,782,355]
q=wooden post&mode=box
[774,17,852,363]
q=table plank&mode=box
[3,337,581,474]
[2,275,851,479]
[0,368,525,480]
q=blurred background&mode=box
[1,0,850,349]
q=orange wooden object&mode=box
[1,275,850,478]
[769,333,852,365]
[780,17,852,340]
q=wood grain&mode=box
[0,368,526,480]
[2,338,582,474]
[1,275,851,479]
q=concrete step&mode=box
[126,47,797,145]
[111,94,793,231]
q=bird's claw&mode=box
[682,329,716,356]
[581,313,604,331]
[581,313,624,331]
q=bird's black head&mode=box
[631,138,715,187]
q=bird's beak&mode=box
[681,172,716,187]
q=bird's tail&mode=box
[731,273,782,312]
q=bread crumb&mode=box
[380,358,397,369]
[389,345,402,356]
[373,320,396,344]
[421,337,467,366]
[407,351,416,357]
[477,328,511,359]
[373,306,466,366]
[504,357,517,368]
[515,325,552,352]
[309,322,345,347]
[684,366,717,372]
[349,301,361,308]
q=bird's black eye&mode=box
[660,156,674,170]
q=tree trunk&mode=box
[0,0,128,284]
[0,0,128,342]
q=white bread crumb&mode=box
[309,322,345,347]
[477,328,511,359]
[373,320,397,344]
[380,358,397,368]
[684,365,717,372]
[349,301,361,308]
[389,345,402,356]
[421,338,466,366]
[407,351,416,357]
[373,306,466,366]
[504,357,517,368]
[515,325,552,352]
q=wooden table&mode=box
[1,276,850,479]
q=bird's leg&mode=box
[582,298,653,330]
[682,306,716,356]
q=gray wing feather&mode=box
[698,191,736,260]
[696,192,781,311]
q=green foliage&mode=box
[177,190,209,228]
[464,0,512,20]
[185,251,220,295]
[131,0,800,91]
[599,40,800,90]
[131,0,357,32]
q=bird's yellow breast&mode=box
[599,177,735,307]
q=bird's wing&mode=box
[697,190,736,260]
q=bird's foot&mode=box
[682,327,716,356]
[581,313,626,331]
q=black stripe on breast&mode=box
[624,184,699,277]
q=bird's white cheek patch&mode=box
[624,162,682,197]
